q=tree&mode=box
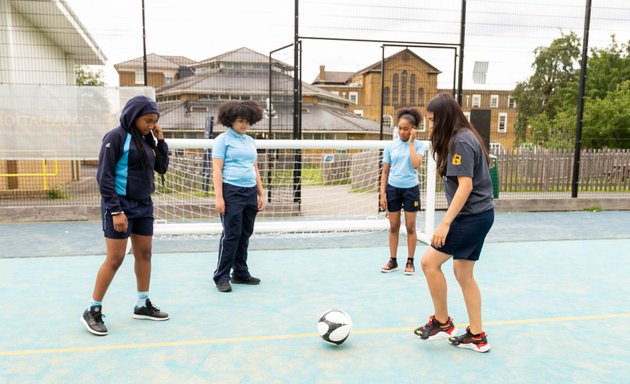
[513,32,581,145]
[583,81,630,148]
[75,66,105,86]
[514,33,630,149]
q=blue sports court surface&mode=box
[1,211,629,383]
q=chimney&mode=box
[319,65,326,81]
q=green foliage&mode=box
[46,188,69,200]
[75,66,106,86]
[514,33,630,149]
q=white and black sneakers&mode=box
[81,305,108,336]
[133,299,170,321]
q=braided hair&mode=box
[130,127,166,186]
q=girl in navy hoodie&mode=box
[81,95,170,336]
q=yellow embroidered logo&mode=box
[452,154,461,165]
[414,201,419,207]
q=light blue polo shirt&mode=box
[212,128,257,187]
[383,138,425,188]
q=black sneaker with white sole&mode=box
[414,315,457,340]
[81,305,108,336]
[449,326,491,353]
[133,298,170,321]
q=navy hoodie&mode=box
[96,95,169,214]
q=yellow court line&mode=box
[2,313,629,357]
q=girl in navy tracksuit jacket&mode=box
[81,95,170,336]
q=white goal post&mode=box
[154,139,436,243]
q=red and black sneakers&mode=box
[449,326,491,353]
[381,257,398,272]
[414,315,457,340]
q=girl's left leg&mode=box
[131,234,152,292]
[403,210,417,259]
[131,233,169,320]
[453,259,482,334]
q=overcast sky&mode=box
[66,0,630,90]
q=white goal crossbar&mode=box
[155,139,436,243]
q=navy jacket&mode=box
[96,96,169,214]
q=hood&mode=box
[119,95,160,132]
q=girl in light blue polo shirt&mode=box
[211,100,265,293]
[379,107,425,275]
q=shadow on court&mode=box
[1,211,629,383]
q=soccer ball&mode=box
[317,308,352,345]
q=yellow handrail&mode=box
[0,160,58,190]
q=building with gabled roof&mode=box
[153,47,382,140]
[114,53,197,88]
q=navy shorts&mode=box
[386,184,421,212]
[433,209,494,261]
[101,197,154,239]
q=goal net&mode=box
[154,139,437,243]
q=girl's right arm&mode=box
[379,163,390,211]
[212,158,225,214]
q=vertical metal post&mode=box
[141,0,148,86]
[379,45,385,140]
[268,53,273,137]
[293,0,302,205]
[572,0,592,198]
[457,0,466,105]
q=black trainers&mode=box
[217,280,232,292]
[381,258,398,273]
[404,259,416,275]
[230,276,261,285]
[449,326,491,353]
[414,315,457,340]
[133,298,170,321]
[81,305,108,336]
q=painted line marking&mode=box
[1,313,629,357]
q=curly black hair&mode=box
[395,106,423,127]
[217,100,264,128]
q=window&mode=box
[392,74,399,107]
[409,74,416,105]
[383,87,390,105]
[349,92,359,104]
[463,112,471,122]
[418,87,424,106]
[165,75,174,84]
[353,110,364,117]
[465,95,470,108]
[490,95,499,108]
[382,115,393,127]
[472,94,481,108]
[401,71,407,106]
[508,95,516,108]
[135,71,144,85]
[498,113,508,133]
[417,119,426,132]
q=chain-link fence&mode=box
[1,0,629,220]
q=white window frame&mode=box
[498,113,508,133]
[490,95,499,108]
[417,119,426,132]
[465,95,470,108]
[463,112,471,122]
[135,71,145,85]
[349,91,359,104]
[472,94,481,108]
[382,115,393,127]
[508,95,516,108]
